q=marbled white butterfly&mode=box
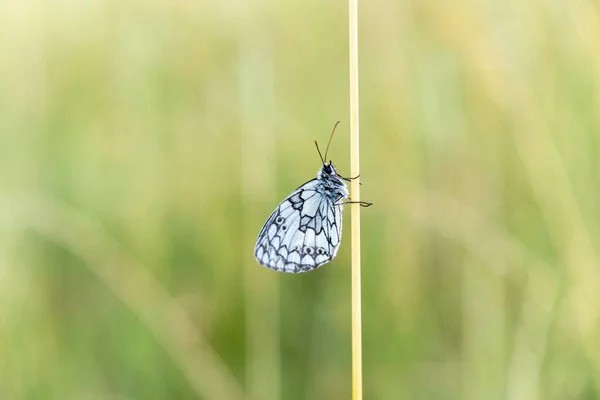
[254,122,371,273]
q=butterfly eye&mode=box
[281,225,287,231]
[275,216,284,225]
[316,247,325,255]
[304,246,314,255]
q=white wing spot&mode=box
[280,207,294,219]
[279,247,288,259]
[268,224,277,239]
[284,263,296,273]
[288,251,301,265]
[304,229,315,246]
[301,190,314,200]
[301,198,319,217]
[272,236,281,249]
[331,222,339,244]
[316,254,328,264]
[301,255,313,265]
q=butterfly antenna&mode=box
[324,121,340,163]
[314,140,325,165]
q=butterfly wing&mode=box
[254,180,343,273]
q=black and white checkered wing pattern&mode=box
[254,180,343,273]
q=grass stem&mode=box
[348,0,362,398]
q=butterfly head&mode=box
[317,161,348,194]
[321,161,337,176]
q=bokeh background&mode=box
[2,0,600,399]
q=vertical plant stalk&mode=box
[348,0,362,399]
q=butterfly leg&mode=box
[340,173,362,185]
[343,200,373,207]
[334,196,373,207]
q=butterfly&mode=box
[254,122,372,273]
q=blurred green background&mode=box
[1,0,600,399]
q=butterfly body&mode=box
[254,162,348,273]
